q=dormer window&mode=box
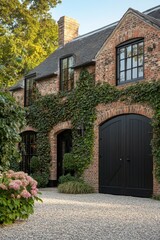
[24,74,36,106]
[117,39,144,85]
[60,56,74,91]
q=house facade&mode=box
[10,6,160,197]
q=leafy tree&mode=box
[0,92,25,171]
[0,0,61,89]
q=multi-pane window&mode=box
[24,77,35,106]
[60,56,74,91]
[117,39,144,85]
[19,131,37,174]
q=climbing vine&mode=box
[28,69,160,184]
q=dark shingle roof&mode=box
[28,23,117,80]
[143,5,160,19]
[9,78,24,91]
[10,5,160,91]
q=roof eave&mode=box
[73,61,95,69]
[35,72,58,81]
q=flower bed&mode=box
[0,170,42,225]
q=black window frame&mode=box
[60,55,74,91]
[19,131,37,174]
[24,73,36,107]
[116,38,144,85]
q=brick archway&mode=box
[84,102,156,193]
[49,121,72,184]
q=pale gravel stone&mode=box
[0,188,160,240]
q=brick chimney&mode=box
[58,16,79,46]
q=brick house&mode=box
[10,6,160,197]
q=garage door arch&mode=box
[99,114,153,197]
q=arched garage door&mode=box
[99,114,153,197]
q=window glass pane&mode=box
[62,58,67,69]
[120,71,125,82]
[127,46,131,57]
[117,40,143,85]
[138,67,143,78]
[133,44,137,56]
[138,55,143,66]
[120,60,125,71]
[69,68,74,80]
[127,58,131,69]
[120,48,125,59]
[133,56,138,67]
[126,70,131,81]
[138,42,144,54]
[132,68,138,79]
[26,80,30,90]
[69,56,74,67]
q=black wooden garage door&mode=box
[99,114,153,197]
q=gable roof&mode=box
[10,5,160,91]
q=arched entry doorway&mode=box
[20,131,37,174]
[99,114,153,197]
[57,129,72,180]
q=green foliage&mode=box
[31,173,49,188]
[152,195,160,201]
[30,155,50,187]
[0,170,42,225]
[58,181,95,194]
[58,174,82,184]
[28,69,160,184]
[0,92,25,171]
[0,0,61,89]
[30,156,41,173]
[63,153,76,173]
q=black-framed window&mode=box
[24,75,36,106]
[117,39,144,85]
[19,131,37,174]
[60,56,74,91]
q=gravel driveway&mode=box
[1,188,160,240]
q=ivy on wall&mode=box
[28,69,160,184]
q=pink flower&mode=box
[0,183,7,190]
[21,189,31,198]
[21,179,29,187]
[8,170,14,174]
[31,189,38,196]
[9,180,22,190]
[17,195,21,199]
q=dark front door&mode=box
[99,114,153,197]
[57,129,72,180]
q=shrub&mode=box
[30,156,41,173]
[0,170,42,225]
[31,172,49,188]
[58,180,94,194]
[0,92,25,171]
[58,173,80,184]
[152,195,160,201]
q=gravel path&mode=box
[1,188,160,240]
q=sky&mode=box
[51,0,160,35]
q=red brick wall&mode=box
[96,11,160,85]
[12,89,24,106]
[88,11,160,195]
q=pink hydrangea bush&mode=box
[0,170,42,225]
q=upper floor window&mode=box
[117,39,144,85]
[24,74,36,106]
[60,56,74,91]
